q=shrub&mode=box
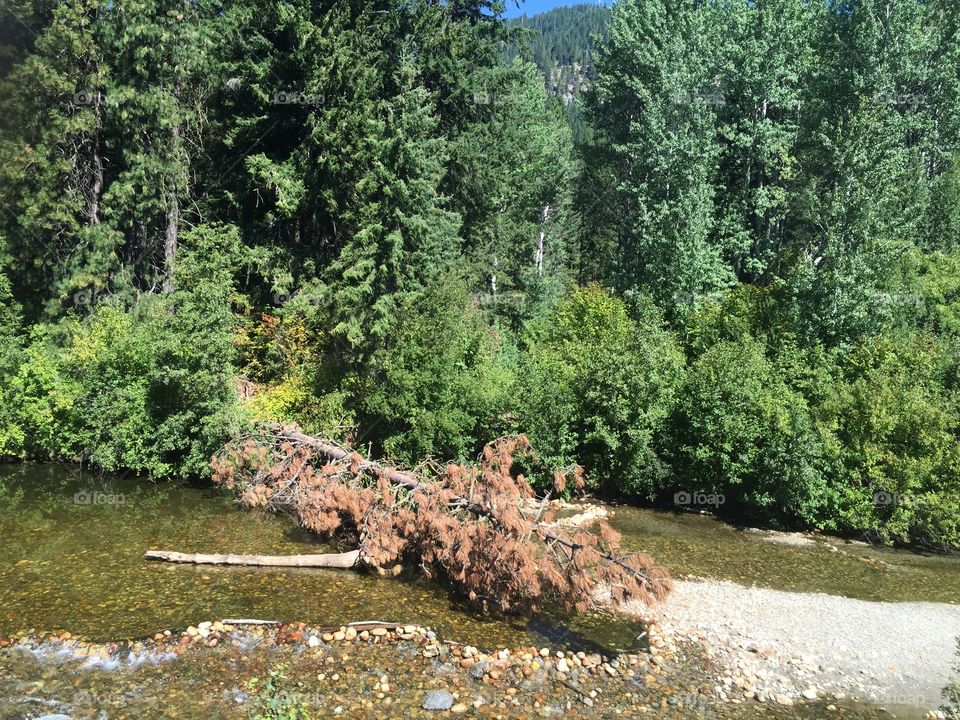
[0,273,28,456]
[823,333,960,548]
[519,285,684,496]
[244,371,355,443]
[670,337,830,527]
[0,224,243,478]
[356,279,516,463]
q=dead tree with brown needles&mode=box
[200,424,671,616]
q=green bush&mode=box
[0,224,243,478]
[822,333,960,548]
[356,280,516,464]
[670,337,830,527]
[518,285,684,496]
[0,272,28,456]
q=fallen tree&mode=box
[207,425,672,616]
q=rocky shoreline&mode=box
[0,612,918,719]
[630,578,960,719]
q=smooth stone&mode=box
[422,690,454,711]
[470,661,491,679]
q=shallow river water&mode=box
[0,463,956,719]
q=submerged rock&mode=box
[422,689,454,711]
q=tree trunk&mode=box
[162,123,181,294]
[274,429,649,580]
[145,549,360,568]
[89,148,103,226]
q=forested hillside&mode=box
[1,0,959,551]
[506,4,610,99]
[505,4,610,137]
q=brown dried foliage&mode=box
[212,426,671,616]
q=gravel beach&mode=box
[630,578,960,713]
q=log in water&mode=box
[145,549,360,568]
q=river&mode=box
[0,463,956,719]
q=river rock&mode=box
[470,661,491,679]
[422,690,454,711]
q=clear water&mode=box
[610,506,960,604]
[0,464,641,651]
[1,464,953,719]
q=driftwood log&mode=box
[145,549,360,568]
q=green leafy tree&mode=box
[520,285,683,496]
[357,279,515,464]
[821,333,960,548]
[671,337,829,527]
[586,0,732,318]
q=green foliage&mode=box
[0,269,26,455]
[0,224,241,477]
[505,3,610,139]
[671,337,830,527]
[519,285,683,496]
[821,333,960,548]
[358,280,515,464]
[246,663,314,720]
[915,251,960,337]
[0,0,959,552]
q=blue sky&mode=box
[503,0,608,19]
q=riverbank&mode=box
[0,620,900,719]
[628,578,960,717]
